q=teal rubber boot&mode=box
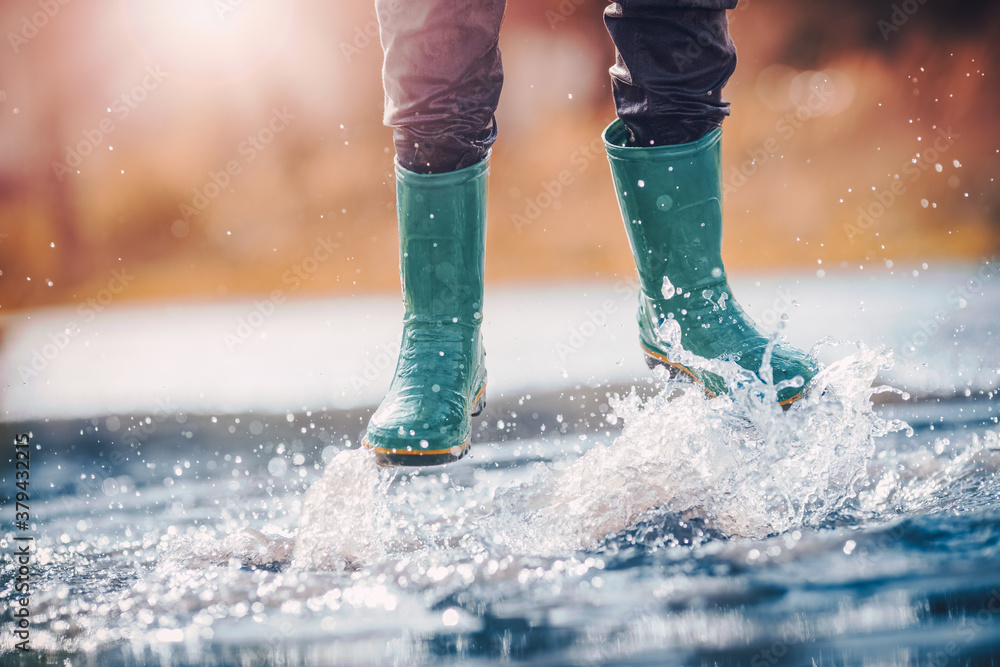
[362,157,489,466]
[603,119,817,406]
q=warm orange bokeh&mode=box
[1,0,997,313]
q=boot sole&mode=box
[363,381,487,467]
[641,344,804,409]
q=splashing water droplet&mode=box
[661,276,676,299]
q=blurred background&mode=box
[1,0,997,314]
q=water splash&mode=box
[292,448,386,570]
[176,344,909,569]
[159,527,295,570]
[858,426,1000,517]
[490,344,909,554]
[153,448,386,572]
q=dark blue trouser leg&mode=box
[604,0,739,146]
[376,0,506,174]
[375,0,738,171]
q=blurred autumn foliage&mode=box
[1,0,998,313]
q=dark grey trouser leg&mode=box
[604,0,739,146]
[377,0,506,174]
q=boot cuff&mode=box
[603,119,721,160]
[395,152,491,188]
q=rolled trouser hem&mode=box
[603,118,721,158]
[396,150,491,175]
[378,0,505,174]
[617,114,728,147]
[395,152,491,185]
[393,122,497,175]
[604,1,737,147]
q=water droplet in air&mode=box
[268,458,287,476]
